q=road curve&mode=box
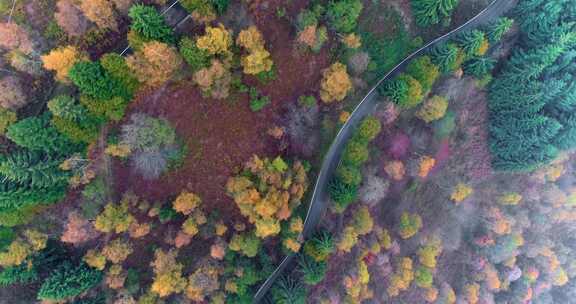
[253,0,516,301]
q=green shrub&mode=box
[128,4,174,44]
[326,0,363,33]
[37,263,102,301]
[179,37,210,72]
[158,206,177,223]
[298,95,317,107]
[248,87,271,112]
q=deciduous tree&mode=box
[42,46,87,82]
[320,62,353,103]
[80,0,118,30]
[127,41,183,87]
[0,76,27,110]
[55,0,90,37]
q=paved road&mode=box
[253,0,517,301]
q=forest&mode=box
[0,0,575,303]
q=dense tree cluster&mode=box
[488,0,576,171]
[226,155,309,238]
[411,0,459,26]
[330,116,382,212]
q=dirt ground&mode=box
[113,0,330,219]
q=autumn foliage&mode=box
[226,155,308,238]
[127,41,183,87]
[236,26,273,75]
[320,62,353,103]
[42,46,87,82]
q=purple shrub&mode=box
[388,132,411,159]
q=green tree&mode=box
[100,53,140,95]
[356,116,382,142]
[179,37,210,72]
[37,262,102,301]
[429,42,464,73]
[326,0,363,33]
[463,56,496,77]
[271,276,306,304]
[6,115,79,154]
[411,0,459,26]
[455,30,486,57]
[48,95,101,143]
[0,150,69,188]
[379,73,423,108]
[68,60,129,101]
[328,178,358,213]
[342,140,369,166]
[128,4,174,44]
[297,254,327,285]
[0,108,16,135]
[485,17,513,43]
[406,55,440,92]
[336,164,362,186]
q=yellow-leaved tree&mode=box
[320,62,352,103]
[94,200,135,234]
[42,46,87,82]
[236,26,273,75]
[150,249,187,297]
[196,23,232,57]
[80,0,118,31]
[225,155,308,238]
[173,191,201,215]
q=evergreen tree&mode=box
[429,42,463,73]
[68,60,129,101]
[0,150,69,188]
[455,30,486,57]
[411,0,459,27]
[6,115,80,155]
[128,5,174,44]
[37,262,102,301]
[485,17,514,43]
[463,56,496,77]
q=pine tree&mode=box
[463,56,496,77]
[0,150,69,188]
[37,262,102,301]
[412,0,459,27]
[128,4,174,44]
[429,42,463,73]
[485,17,513,43]
[6,115,80,155]
[455,30,486,57]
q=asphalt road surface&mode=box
[253,0,517,301]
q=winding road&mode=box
[253,0,517,301]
